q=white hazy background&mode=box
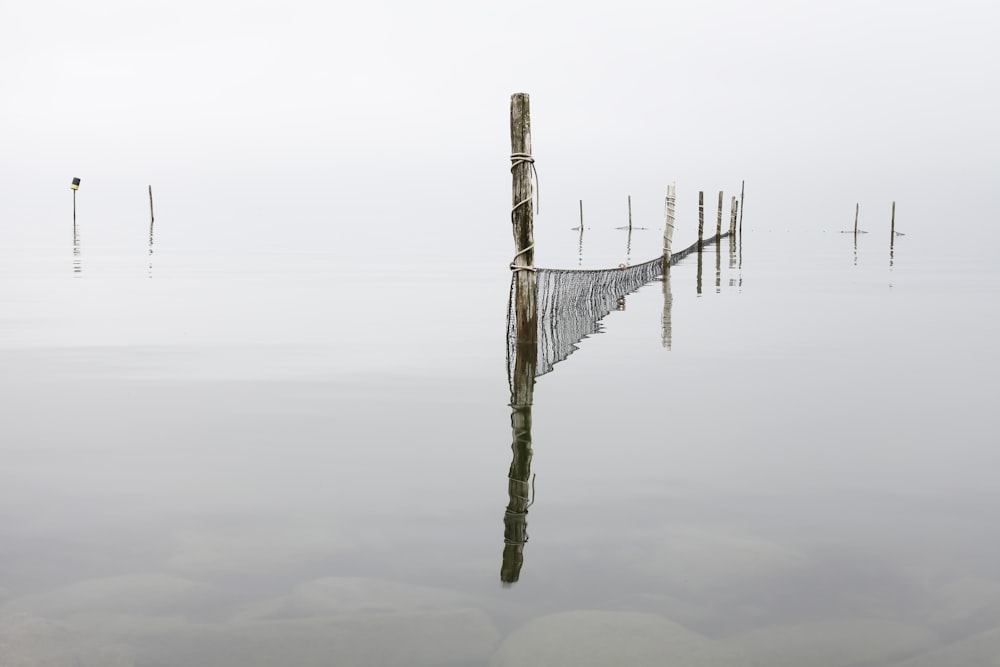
[2,0,998,260]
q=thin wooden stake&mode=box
[854,203,859,235]
[729,196,737,235]
[628,195,632,231]
[890,201,896,238]
[149,185,155,224]
[738,180,745,236]
[716,191,723,237]
[663,181,676,266]
[697,191,705,248]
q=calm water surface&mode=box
[2,222,999,666]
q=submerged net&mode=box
[507,233,728,383]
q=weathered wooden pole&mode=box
[854,203,859,235]
[579,199,583,229]
[509,93,537,349]
[628,195,632,231]
[663,181,676,268]
[738,180,745,236]
[729,196,737,235]
[149,185,155,224]
[890,201,896,239]
[716,190,723,238]
[697,191,705,248]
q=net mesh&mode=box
[507,233,727,381]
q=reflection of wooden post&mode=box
[697,191,705,248]
[503,337,535,585]
[661,267,673,349]
[716,190,723,238]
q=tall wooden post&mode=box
[729,196,737,235]
[738,180,745,236]
[716,190,723,238]
[509,93,537,350]
[890,201,896,238]
[663,181,676,268]
[697,191,705,248]
[854,203,859,236]
[149,185,155,224]
[628,195,632,231]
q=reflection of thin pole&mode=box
[697,244,704,296]
[73,190,77,226]
[662,268,673,349]
[715,233,721,293]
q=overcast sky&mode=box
[3,0,997,255]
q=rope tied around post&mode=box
[510,244,536,273]
[509,152,540,217]
[509,151,539,272]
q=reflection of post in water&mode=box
[696,245,704,296]
[148,185,156,277]
[661,265,673,349]
[715,234,722,293]
[503,314,535,585]
[503,92,538,586]
[72,217,82,276]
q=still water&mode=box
[2,220,999,665]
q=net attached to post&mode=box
[507,255,663,382]
[506,232,729,385]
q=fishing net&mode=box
[507,233,728,382]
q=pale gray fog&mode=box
[2,1,1000,665]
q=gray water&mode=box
[2,216,1000,666]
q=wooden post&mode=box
[716,190,723,238]
[890,201,896,238]
[509,93,537,351]
[697,191,705,248]
[628,195,632,231]
[738,180,745,236]
[579,199,583,229]
[854,203,859,235]
[149,185,155,224]
[663,181,676,267]
[729,196,737,235]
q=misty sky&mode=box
[3,0,997,255]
